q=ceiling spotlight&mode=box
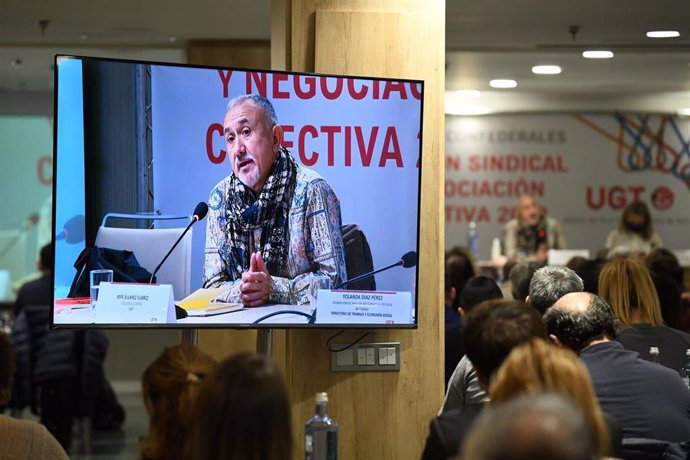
[169,36,178,43]
[489,79,517,88]
[582,50,614,59]
[647,30,680,38]
[445,105,492,116]
[532,65,561,75]
[11,58,22,68]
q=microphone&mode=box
[56,215,85,243]
[26,213,40,229]
[149,202,208,284]
[335,250,417,289]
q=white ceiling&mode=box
[2,0,690,113]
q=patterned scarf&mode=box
[516,217,547,254]
[223,147,297,279]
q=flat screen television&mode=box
[52,55,423,328]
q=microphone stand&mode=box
[335,260,403,289]
[149,217,197,283]
[256,329,272,356]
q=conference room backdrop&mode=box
[445,114,690,260]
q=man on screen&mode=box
[203,94,346,306]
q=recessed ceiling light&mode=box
[677,108,690,117]
[445,105,492,116]
[489,79,517,88]
[582,50,614,59]
[532,65,561,75]
[646,30,680,38]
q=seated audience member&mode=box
[444,248,478,389]
[0,331,68,459]
[599,256,690,371]
[444,246,477,329]
[507,261,540,302]
[421,300,546,460]
[544,292,690,442]
[571,257,605,295]
[13,243,53,317]
[565,255,588,273]
[188,352,292,460]
[441,276,503,411]
[605,201,662,255]
[140,344,217,460]
[527,265,583,315]
[489,339,617,458]
[645,248,688,330]
[502,194,566,264]
[462,393,598,460]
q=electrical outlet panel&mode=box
[331,342,401,372]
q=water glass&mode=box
[90,269,113,313]
[309,275,331,306]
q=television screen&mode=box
[52,55,423,328]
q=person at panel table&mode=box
[605,201,662,257]
[203,94,347,307]
[502,194,566,264]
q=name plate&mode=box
[96,282,176,324]
[315,290,412,325]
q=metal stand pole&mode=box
[256,329,272,356]
[181,328,198,346]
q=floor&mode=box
[70,382,147,460]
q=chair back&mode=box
[95,214,193,300]
[342,224,376,291]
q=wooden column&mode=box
[273,1,445,458]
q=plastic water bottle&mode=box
[649,346,660,364]
[305,392,338,460]
[467,221,480,259]
[491,237,502,260]
[681,349,690,388]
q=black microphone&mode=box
[335,250,417,289]
[56,215,85,243]
[149,202,208,284]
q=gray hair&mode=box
[528,266,583,315]
[463,392,596,460]
[226,94,278,127]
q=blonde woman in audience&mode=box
[188,352,292,460]
[140,344,217,460]
[488,338,615,458]
[599,256,690,371]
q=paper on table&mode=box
[177,287,243,317]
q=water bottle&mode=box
[649,346,660,364]
[681,349,690,388]
[305,392,338,460]
[467,221,480,259]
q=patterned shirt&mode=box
[203,165,347,305]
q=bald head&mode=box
[554,292,592,314]
[543,293,616,353]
